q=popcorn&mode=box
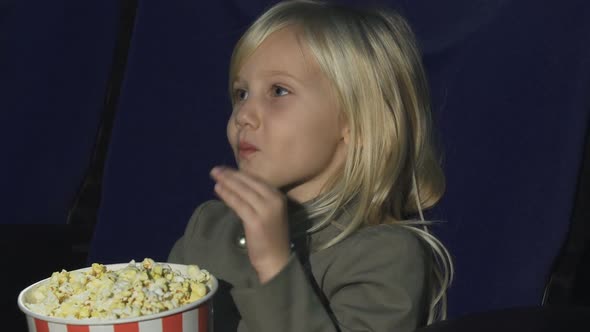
[25,258,211,320]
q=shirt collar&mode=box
[287,197,357,252]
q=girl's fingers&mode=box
[214,180,257,221]
[223,169,277,198]
[211,167,268,217]
[211,166,287,227]
[211,166,291,283]
[211,167,270,204]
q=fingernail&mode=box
[211,166,225,177]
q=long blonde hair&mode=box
[229,0,453,324]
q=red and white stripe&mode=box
[26,304,210,332]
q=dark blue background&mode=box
[1,0,589,326]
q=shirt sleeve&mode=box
[230,225,428,332]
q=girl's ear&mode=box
[341,125,350,145]
[338,108,350,145]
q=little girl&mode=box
[168,1,453,331]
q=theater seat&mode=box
[87,2,257,264]
[397,0,590,317]
[0,1,120,330]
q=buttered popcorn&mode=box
[25,258,211,320]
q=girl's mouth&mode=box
[238,141,259,159]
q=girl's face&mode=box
[228,26,349,203]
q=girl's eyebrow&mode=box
[233,70,305,86]
[232,76,245,86]
[262,70,303,82]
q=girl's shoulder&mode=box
[335,223,428,258]
[183,199,238,238]
[193,199,230,218]
[315,223,429,300]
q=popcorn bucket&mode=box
[17,263,217,332]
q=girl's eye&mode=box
[272,85,290,97]
[234,88,248,101]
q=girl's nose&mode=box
[234,97,260,129]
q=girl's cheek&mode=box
[269,97,290,109]
[227,117,237,144]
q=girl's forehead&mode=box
[237,27,321,82]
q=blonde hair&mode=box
[229,0,453,324]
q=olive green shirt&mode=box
[168,200,428,331]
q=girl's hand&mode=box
[210,166,291,284]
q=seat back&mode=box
[0,0,120,225]
[87,2,269,263]
[398,0,590,317]
[0,1,120,329]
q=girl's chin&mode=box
[237,166,268,181]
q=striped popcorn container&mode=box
[18,263,217,332]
